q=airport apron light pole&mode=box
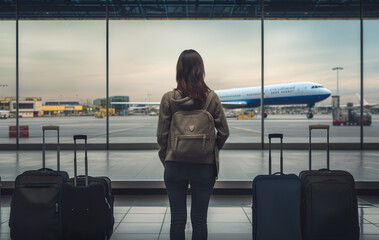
[332,67,343,96]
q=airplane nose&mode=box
[324,88,332,96]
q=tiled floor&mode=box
[1,194,379,240]
[1,150,379,181]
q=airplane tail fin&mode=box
[355,93,369,106]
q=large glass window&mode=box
[0,21,16,143]
[0,1,379,184]
[0,0,377,151]
[363,20,379,143]
[265,20,360,144]
[18,20,106,144]
[109,20,261,144]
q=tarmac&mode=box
[0,114,378,144]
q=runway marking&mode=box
[230,126,261,135]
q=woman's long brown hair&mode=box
[176,49,210,105]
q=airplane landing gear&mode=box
[307,103,315,119]
[307,111,314,119]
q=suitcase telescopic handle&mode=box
[73,135,88,187]
[43,126,60,131]
[309,124,329,130]
[74,135,87,140]
[268,133,283,175]
[269,133,283,139]
[42,125,60,171]
[309,124,330,170]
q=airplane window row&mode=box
[270,87,296,91]
[280,90,294,94]
[247,93,260,96]
[223,95,241,98]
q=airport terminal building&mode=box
[0,97,42,118]
[0,1,379,239]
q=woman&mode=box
[157,49,229,240]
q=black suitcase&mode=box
[300,124,359,240]
[62,135,114,240]
[9,126,69,240]
[252,133,302,240]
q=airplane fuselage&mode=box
[215,82,331,109]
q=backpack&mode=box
[169,91,216,158]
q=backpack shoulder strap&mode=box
[203,90,214,110]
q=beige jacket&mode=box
[157,89,229,177]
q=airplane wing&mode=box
[221,101,248,108]
[110,102,160,105]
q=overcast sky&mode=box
[0,20,378,105]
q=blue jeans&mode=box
[164,161,216,240]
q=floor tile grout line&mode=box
[241,206,252,224]
[359,198,374,205]
[113,199,136,232]
[362,216,377,225]
[157,206,169,240]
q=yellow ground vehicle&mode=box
[95,107,115,118]
[237,111,254,120]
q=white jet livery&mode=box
[216,82,331,118]
[111,82,331,119]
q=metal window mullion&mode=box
[16,0,19,150]
[106,0,109,150]
[209,0,215,19]
[163,0,168,19]
[360,0,364,149]
[186,0,188,19]
[261,0,264,149]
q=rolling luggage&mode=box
[62,135,114,240]
[300,124,359,240]
[252,133,302,240]
[9,126,69,240]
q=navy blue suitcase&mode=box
[252,133,302,240]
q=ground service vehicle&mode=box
[94,107,115,118]
[333,108,371,126]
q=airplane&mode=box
[111,82,331,119]
[216,82,331,119]
[128,104,151,111]
[355,93,379,110]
